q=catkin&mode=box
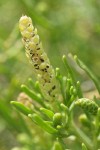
[19,15,59,101]
[75,98,98,115]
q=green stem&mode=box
[71,121,93,150]
[58,137,67,149]
[68,103,94,150]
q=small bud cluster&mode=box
[19,16,59,101]
[17,92,34,109]
[75,98,98,115]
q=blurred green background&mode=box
[0,0,100,149]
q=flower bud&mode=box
[75,98,98,115]
[53,113,62,127]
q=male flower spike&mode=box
[19,15,59,101]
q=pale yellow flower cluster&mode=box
[19,16,58,101]
[17,92,34,109]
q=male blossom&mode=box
[19,16,59,101]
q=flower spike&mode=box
[19,15,59,101]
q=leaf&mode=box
[74,55,100,94]
[21,84,45,107]
[56,68,67,104]
[11,101,33,116]
[28,114,58,134]
[40,107,54,120]
[63,55,83,98]
[82,143,88,150]
[62,55,76,84]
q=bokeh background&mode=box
[0,0,100,149]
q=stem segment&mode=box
[71,121,93,150]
